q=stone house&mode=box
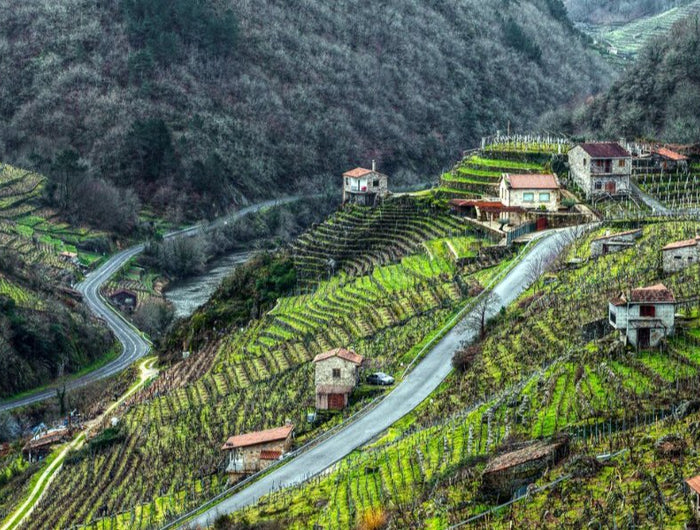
[481,436,569,499]
[652,147,689,172]
[609,283,676,348]
[568,142,631,198]
[498,174,561,212]
[222,424,294,478]
[109,289,138,311]
[312,348,364,410]
[589,228,642,257]
[342,161,389,206]
[686,475,700,518]
[662,237,700,273]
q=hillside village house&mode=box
[686,475,700,518]
[568,142,631,198]
[222,424,294,478]
[608,283,676,348]
[313,348,364,410]
[662,236,700,273]
[342,161,388,206]
[589,229,642,257]
[498,174,561,211]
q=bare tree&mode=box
[464,290,502,340]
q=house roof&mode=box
[592,229,642,242]
[662,237,699,251]
[654,147,688,161]
[503,174,559,190]
[578,142,630,158]
[629,283,676,304]
[610,296,627,307]
[343,167,373,178]
[313,348,364,365]
[222,424,294,450]
[483,439,566,474]
[686,475,700,494]
[448,199,524,213]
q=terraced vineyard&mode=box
[437,136,569,199]
[224,220,700,529]
[636,163,700,210]
[25,198,507,529]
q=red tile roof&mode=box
[504,173,559,190]
[222,424,294,450]
[343,167,373,178]
[687,475,700,494]
[629,283,675,304]
[313,348,364,365]
[483,439,566,474]
[654,147,688,161]
[662,237,699,251]
[610,296,627,307]
[592,229,642,242]
[579,142,630,158]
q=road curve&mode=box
[183,227,579,529]
[0,198,300,413]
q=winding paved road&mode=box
[181,227,581,529]
[0,198,299,413]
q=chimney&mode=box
[371,159,376,172]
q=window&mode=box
[609,310,616,324]
[539,192,550,202]
[332,368,341,378]
[523,192,534,202]
[582,158,587,166]
[640,305,655,317]
[373,179,379,187]
[618,159,625,167]
[594,182,602,190]
[345,178,348,186]
[675,255,682,260]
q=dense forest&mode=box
[564,0,691,23]
[549,15,700,142]
[0,0,611,220]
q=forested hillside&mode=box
[560,15,700,142]
[0,0,611,219]
[564,0,690,23]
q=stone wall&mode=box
[315,357,359,388]
[663,244,699,273]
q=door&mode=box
[638,328,650,349]
[602,244,609,255]
[328,394,345,410]
[605,181,616,194]
[535,217,547,231]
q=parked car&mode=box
[367,372,394,386]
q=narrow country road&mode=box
[0,198,300,413]
[181,227,580,529]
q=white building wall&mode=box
[663,245,699,273]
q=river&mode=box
[164,250,252,318]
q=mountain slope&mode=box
[0,0,611,217]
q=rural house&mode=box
[589,228,642,257]
[686,475,700,518]
[481,436,569,498]
[313,348,364,410]
[652,147,689,172]
[109,289,138,311]
[498,174,561,212]
[662,236,700,273]
[608,283,676,348]
[342,161,389,206]
[222,424,294,478]
[568,142,631,198]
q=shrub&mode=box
[356,507,388,530]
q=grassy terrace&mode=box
[224,220,700,529]
[26,198,507,529]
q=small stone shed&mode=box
[313,348,364,410]
[609,283,676,348]
[662,236,700,273]
[589,228,642,257]
[686,475,700,517]
[481,436,569,498]
[222,424,294,478]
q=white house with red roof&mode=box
[568,142,632,198]
[498,173,561,211]
[313,348,364,410]
[222,423,294,477]
[608,283,676,348]
[662,236,700,273]
[342,161,388,206]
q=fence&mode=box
[506,221,537,244]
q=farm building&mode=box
[652,147,689,172]
[498,174,561,212]
[568,142,631,198]
[608,283,676,348]
[109,289,138,311]
[589,228,642,257]
[342,161,389,206]
[23,427,72,462]
[481,436,569,498]
[448,199,525,225]
[313,348,364,410]
[222,424,294,478]
[686,475,700,517]
[662,237,700,273]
